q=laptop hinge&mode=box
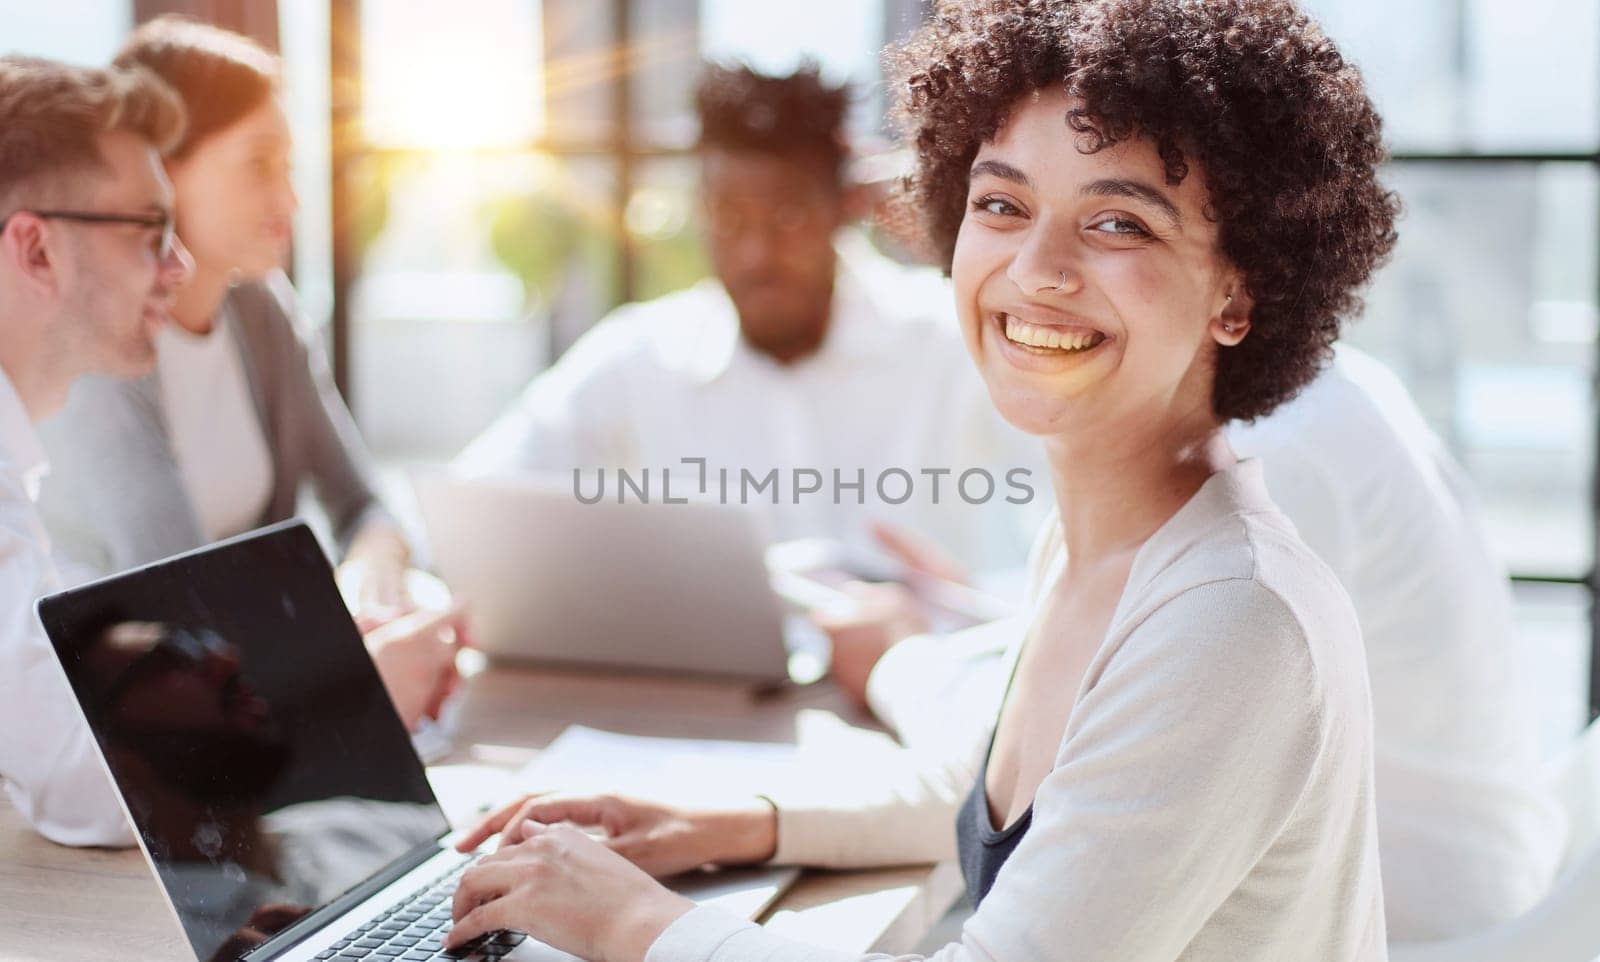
[245,835,451,961]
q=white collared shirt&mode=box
[1229,345,1565,939]
[0,366,132,846]
[457,237,1047,571]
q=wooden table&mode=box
[0,665,962,961]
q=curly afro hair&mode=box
[889,0,1400,422]
[695,61,851,185]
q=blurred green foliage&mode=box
[485,176,709,310]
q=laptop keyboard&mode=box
[313,858,528,961]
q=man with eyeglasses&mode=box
[0,55,193,846]
[460,62,1041,586]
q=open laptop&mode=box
[413,473,794,684]
[36,521,796,962]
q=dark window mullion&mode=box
[1390,151,1600,164]
[613,0,637,307]
[1593,0,1600,722]
[1591,149,1600,720]
[328,0,360,404]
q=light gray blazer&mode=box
[37,271,394,579]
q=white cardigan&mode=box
[864,348,1564,942]
[647,460,1387,962]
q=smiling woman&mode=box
[899,0,1400,423]
[438,2,1400,961]
[952,93,1257,438]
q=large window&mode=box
[1306,0,1599,154]
[341,0,925,460]
[1343,162,1596,580]
[1305,0,1600,736]
[1294,0,1600,583]
[1298,0,1600,731]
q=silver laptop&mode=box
[413,473,793,684]
[36,522,796,962]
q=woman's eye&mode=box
[1089,217,1149,237]
[971,196,1021,217]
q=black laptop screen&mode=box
[37,523,450,962]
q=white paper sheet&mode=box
[512,725,809,805]
[510,715,908,808]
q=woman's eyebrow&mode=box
[969,158,1032,188]
[1082,178,1182,225]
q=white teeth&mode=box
[1002,315,1102,352]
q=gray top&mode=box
[955,733,1032,909]
[36,271,393,579]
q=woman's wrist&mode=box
[698,799,778,866]
[607,888,696,962]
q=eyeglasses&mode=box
[0,209,178,260]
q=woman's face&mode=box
[951,87,1249,441]
[168,97,297,280]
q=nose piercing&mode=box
[1042,270,1068,293]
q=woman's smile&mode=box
[996,312,1109,354]
[983,309,1117,381]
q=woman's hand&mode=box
[455,792,777,878]
[447,823,695,962]
[340,523,414,629]
[365,604,465,731]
